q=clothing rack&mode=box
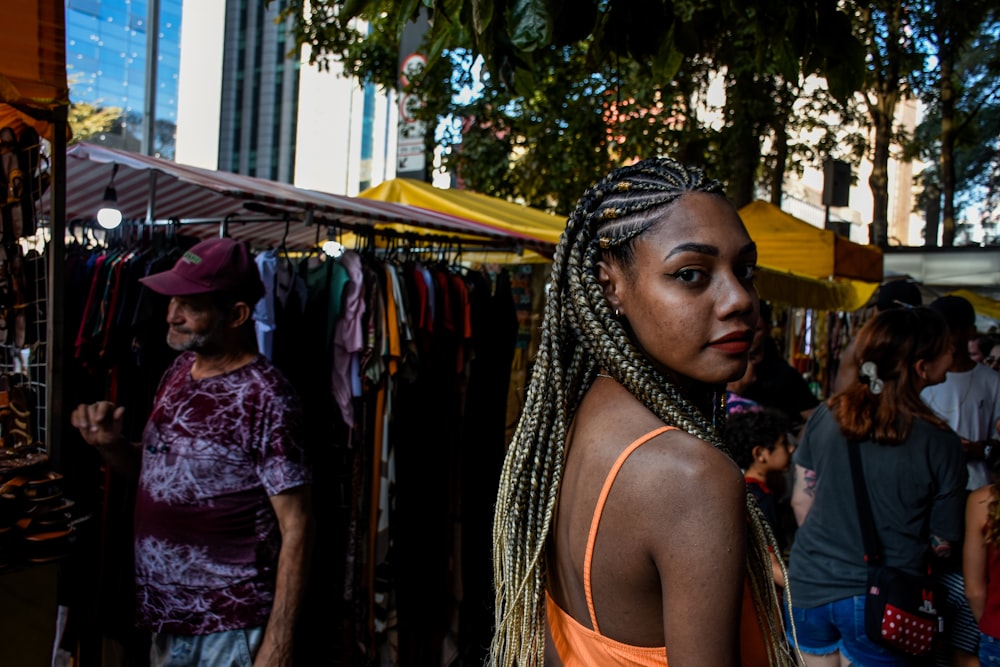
[169,213,530,256]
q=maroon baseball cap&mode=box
[139,237,265,303]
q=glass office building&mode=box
[65,0,182,158]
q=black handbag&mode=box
[847,439,944,656]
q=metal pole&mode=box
[46,105,68,459]
[146,170,157,223]
[142,0,160,156]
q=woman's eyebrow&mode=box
[664,242,718,260]
[664,241,756,261]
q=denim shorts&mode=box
[150,626,264,667]
[788,595,913,667]
[981,632,1000,665]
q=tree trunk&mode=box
[771,117,788,206]
[939,29,957,246]
[924,183,941,246]
[726,71,762,209]
[868,95,895,248]
[864,0,905,250]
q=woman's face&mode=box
[600,192,759,387]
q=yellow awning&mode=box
[0,0,70,140]
[739,200,884,283]
[359,178,565,246]
[757,267,878,312]
[361,180,878,311]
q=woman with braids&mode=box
[788,307,966,667]
[490,157,797,667]
[964,446,1000,663]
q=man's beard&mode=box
[167,321,227,354]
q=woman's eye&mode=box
[736,264,758,282]
[666,268,707,284]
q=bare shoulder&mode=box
[576,382,742,493]
[632,428,745,515]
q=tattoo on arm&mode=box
[930,534,952,558]
[804,469,818,496]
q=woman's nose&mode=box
[717,273,755,318]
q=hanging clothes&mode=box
[64,229,525,667]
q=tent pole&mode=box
[146,170,157,223]
[46,105,68,461]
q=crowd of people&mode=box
[726,286,1000,667]
[68,155,1000,667]
[489,157,1000,667]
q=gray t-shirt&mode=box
[787,403,967,608]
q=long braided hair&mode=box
[984,447,1000,548]
[489,157,797,667]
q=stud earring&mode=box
[615,308,621,318]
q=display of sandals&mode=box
[0,466,88,568]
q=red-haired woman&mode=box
[788,307,967,667]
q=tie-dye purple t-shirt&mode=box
[134,352,311,635]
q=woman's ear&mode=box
[597,260,625,315]
[913,358,929,382]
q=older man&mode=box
[71,238,313,667]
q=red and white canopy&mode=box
[51,143,552,255]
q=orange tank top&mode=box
[545,426,771,667]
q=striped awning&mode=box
[49,143,554,256]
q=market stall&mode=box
[44,141,570,666]
[58,143,554,259]
[360,179,882,313]
[0,2,69,664]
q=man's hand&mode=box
[70,402,140,479]
[70,401,125,447]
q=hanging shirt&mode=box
[254,250,279,360]
[332,251,365,428]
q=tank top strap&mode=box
[583,425,677,634]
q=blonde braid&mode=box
[490,157,798,667]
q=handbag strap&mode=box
[846,439,884,566]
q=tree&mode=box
[67,102,123,144]
[911,4,1000,245]
[279,0,864,212]
[852,0,926,248]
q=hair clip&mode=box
[598,237,611,249]
[860,361,884,395]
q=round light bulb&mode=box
[97,207,123,229]
[322,240,345,258]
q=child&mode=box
[727,406,794,587]
[964,445,1000,663]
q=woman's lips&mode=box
[708,331,752,354]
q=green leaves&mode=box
[275,0,995,239]
[507,0,553,51]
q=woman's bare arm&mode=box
[964,486,991,622]
[652,441,746,666]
